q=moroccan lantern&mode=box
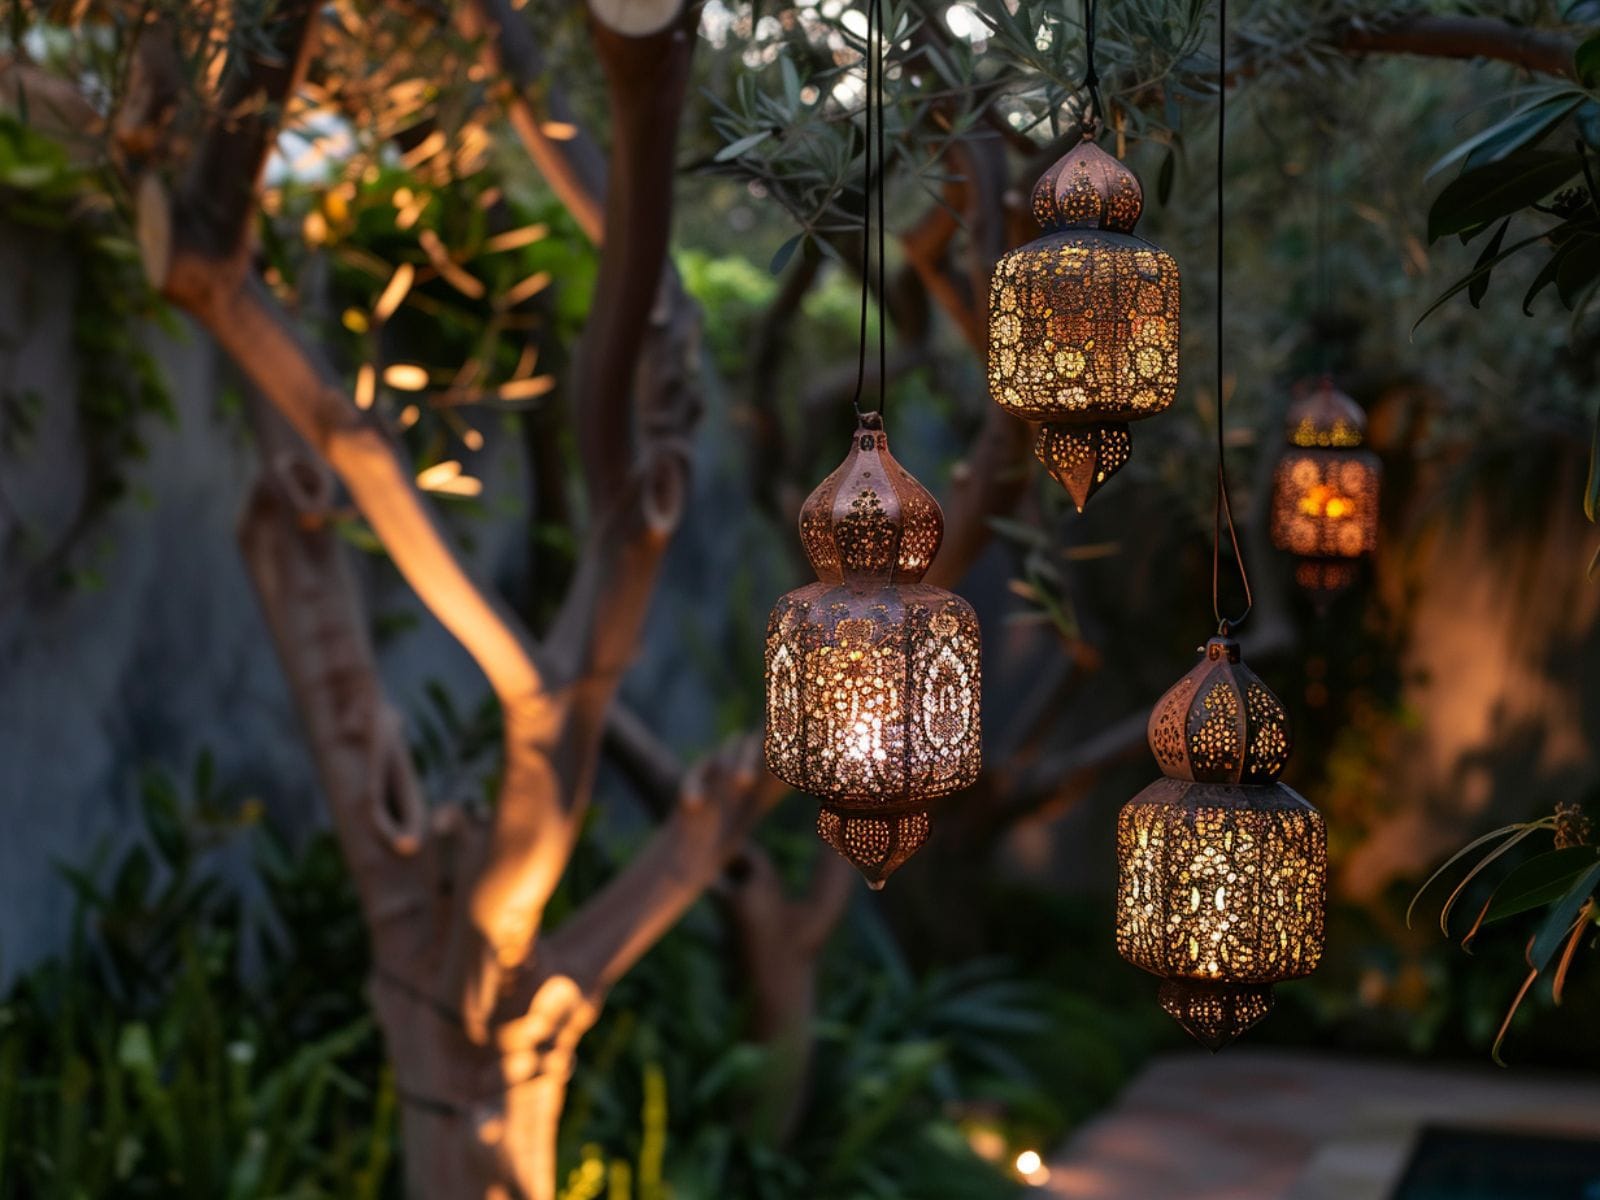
[1116,636,1328,1049]
[987,134,1181,510]
[765,413,982,887]
[1269,378,1381,600]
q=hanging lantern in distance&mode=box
[1269,377,1381,601]
[987,135,1181,510]
[1115,636,1327,1049]
[764,414,982,888]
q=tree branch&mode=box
[178,0,321,260]
[461,0,608,243]
[236,395,429,950]
[545,733,783,994]
[571,13,700,507]
[1334,15,1578,80]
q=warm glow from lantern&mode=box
[1297,482,1355,520]
[1116,637,1327,1049]
[988,136,1180,508]
[1271,380,1382,601]
[765,416,981,885]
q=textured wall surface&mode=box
[0,227,525,978]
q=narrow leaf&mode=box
[1427,151,1582,243]
[1528,860,1600,972]
[1551,899,1594,1004]
[1586,399,1600,522]
[1407,823,1535,928]
[1469,218,1511,307]
[715,130,772,163]
[1491,964,1540,1066]
[769,233,803,276]
[1482,846,1600,923]
[1523,247,1567,314]
[1412,232,1549,335]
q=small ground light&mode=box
[1015,1150,1051,1186]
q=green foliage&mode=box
[553,827,1041,1198]
[0,112,174,594]
[1409,802,1600,1064]
[0,757,396,1199]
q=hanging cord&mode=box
[849,0,877,418]
[875,0,887,409]
[1313,107,1332,376]
[1082,0,1104,137]
[1211,0,1253,636]
[849,0,891,419]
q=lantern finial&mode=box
[1031,137,1145,234]
[798,414,943,587]
[1148,635,1291,785]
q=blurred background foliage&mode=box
[3,0,1600,1195]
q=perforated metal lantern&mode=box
[1116,637,1327,1049]
[1270,379,1381,600]
[988,135,1181,510]
[765,414,982,887]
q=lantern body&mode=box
[765,415,982,886]
[1270,380,1382,600]
[1116,637,1327,1048]
[987,137,1180,510]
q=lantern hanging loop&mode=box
[1211,0,1252,638]
[850,0,890,421]
[1081,0,1104,137]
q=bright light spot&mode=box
[384,364,430,391]
[1016,1150,1050,1186]
[944,3,982,41]
[354,364,376,411]
[841,8,867,36]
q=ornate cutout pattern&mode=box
[767,416,982,886]
[987,136,1181,508]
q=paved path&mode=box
[1046,1049,1600,1199]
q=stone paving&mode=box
[1046,1049,1600,1199]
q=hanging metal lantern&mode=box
[1116,636,1327,1049]
[987,135,1181,510]
[1269,378,1381,601]
[764,414,982,887]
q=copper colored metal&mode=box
[988,135,1181,509]
[1270,378,1382,602]
[765,414,982,887]
[1116,637,1328,1049]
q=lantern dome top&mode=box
[1287,377,1367,448]
[1148,637,1292,785]
[799,413,944,586]
[1030,135,1145,235]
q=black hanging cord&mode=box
[1313,108,1332,376]
[1082,0,1104,137]
[850,0,890,420]
[1212,0,1253,636]
[849,0,876,419]
[876,0,887,410]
